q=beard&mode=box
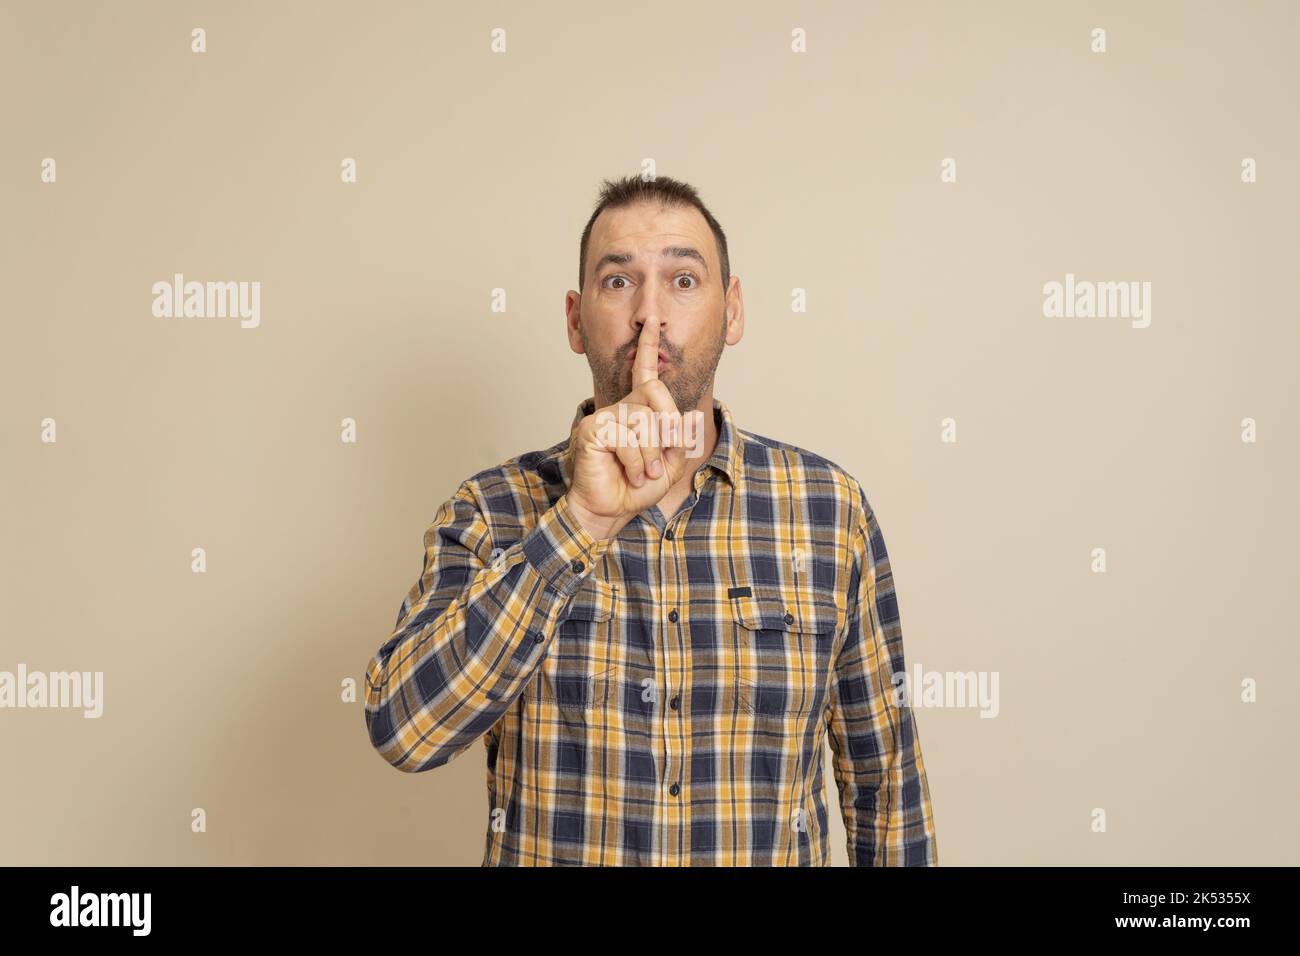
[582,313,728,414]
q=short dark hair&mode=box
[578,174,730,294]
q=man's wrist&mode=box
[565,496,626,542]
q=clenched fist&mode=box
[564,319,692,541]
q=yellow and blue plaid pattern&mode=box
[364,397,938,866]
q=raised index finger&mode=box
[632,319,660,389]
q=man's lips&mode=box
[626,350,672,371]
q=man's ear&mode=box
[724,277,745,346]
[565,290,585,354]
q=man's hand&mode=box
[565,320,690,541]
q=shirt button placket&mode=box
[660,519,688,865]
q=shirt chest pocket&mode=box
[732,588,840,722]
[538,578,618,711]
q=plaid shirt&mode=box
[364,397,938,866]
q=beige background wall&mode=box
[2,1,1296,865]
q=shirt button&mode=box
[532,632,544,644]
[570,559,585,573]
[668,609,679,623]
[784,611,794,625]
[665,529,674,540]
[670,695,680,710]
[669,783,680,797]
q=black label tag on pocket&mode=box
[727,586,752,598]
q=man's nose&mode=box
[631,281,668,329]
[631,315,667,347]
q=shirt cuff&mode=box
[521,493,611,597]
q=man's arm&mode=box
[364,483,608,773]
[825,485,939,865]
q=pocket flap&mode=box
[561,578,617,623]
[731,586,839,635]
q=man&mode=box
[363,175,938,866]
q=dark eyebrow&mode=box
[593,246,709,276]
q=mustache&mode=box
[619,340,678,363]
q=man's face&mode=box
[566,200,742,413]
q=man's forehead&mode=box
[589,203,713,261]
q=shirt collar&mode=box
[557,396,743,490]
